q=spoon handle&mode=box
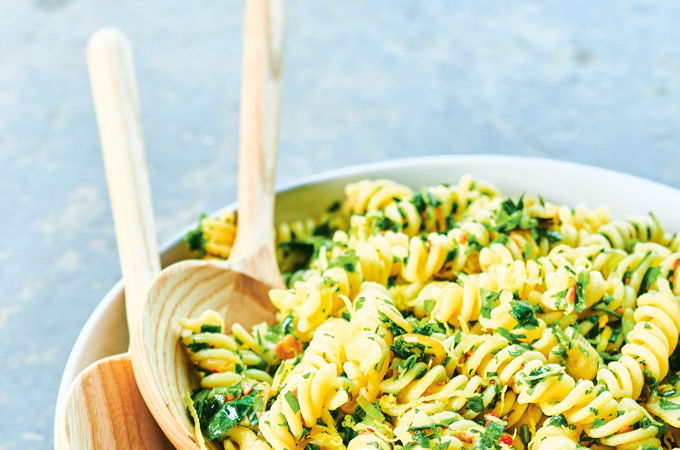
[230,0,286,288]
[87,28,160,330]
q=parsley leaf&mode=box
[466,395,485,413]
[590,418,606,429]
[284,391,300,413]
[509,300,539,330]
[548,414,568,427]
[660,398,680,410]
[192,386,264,441]
[476,419,506,449]
[574,271,590,313]
[480,289,501,319]
[639,266,661,294]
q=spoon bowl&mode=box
[129,0,286,447]
[131,259,279,448]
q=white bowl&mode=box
[54,154,680,445]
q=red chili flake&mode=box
[211,369,219,374]
[366,427,374,433]
[459,234,468,245]
[455,431,474,443]
[490,411,498,417]
[499,435,513,445]
[275,335,303,360]
[673,258,680,270]
[567,285,576,304]
[618,425,632,433]
[489,380,496,385]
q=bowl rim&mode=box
[53,153,680,445]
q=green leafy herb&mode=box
[267,315,296,343]
[191,386,264,441]
[574,271,590,313]
[329,249,358,273]
[390,337,428,362]
[493,196,537,234]
[279,236,331,273]
[467,236,484,253]
[639,266,661,294]
[489,235,509,245]
[509,300,539,330]
[423,299,436,313]
[413,321,447,336]
[548,415,568,428]
[519,424,531,445]
[466,395,485,413]
[660,398,680,410]
[356,396,386,424]
[374,215,399,232]
[326,200,341,213]
[284,391,300,413]
[590,418,606,429]
[480,289,501,319]
[185,217,207,255]
[338,415,358,445]
[476,419,506,449]
[497,327,524,345]
[378,311,408,337]
[535,226,563,244]
[188,341,210,352]
[200,324,221,333]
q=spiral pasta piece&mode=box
[259,320,350,449]
[597,278,680,400]
[344,282,410,401]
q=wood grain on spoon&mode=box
[54,28,172,449]
[130,0,286,448]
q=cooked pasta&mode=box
[180,175,680,449]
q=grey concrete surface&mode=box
[2,0,680,448]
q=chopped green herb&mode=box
[509,300,539,330]
[185,222,206,255]
[284,391,300,413]
[378,312,408,337]
[480,289,501,319]
[519,424,531,445]
[574,271,590,313]
[188,341,210,352]
[590,418,607,429]
[200,324,221,333]
[476,419,506,449]
[548,414,568,428]
[639,266,661,294]
[329,250,358,273]
[660,398,680,410]
[466,395,485,413]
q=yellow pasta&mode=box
[179,175,680,449]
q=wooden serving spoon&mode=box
[54,28,173,449]
[129,0,286,448]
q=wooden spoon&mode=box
[129,0,286,447]
[54,28,172,449]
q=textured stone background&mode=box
[2,0,680,448]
